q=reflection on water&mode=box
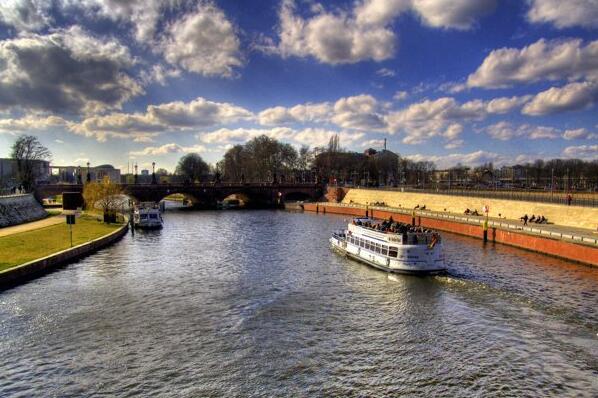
[1,210,597,397]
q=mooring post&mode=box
[483,217,489,243]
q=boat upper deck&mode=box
[348,218,440,246]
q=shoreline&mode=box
[0,221,129,289]
[302,202,598,267]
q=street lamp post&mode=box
[86,162,91,183]
[152,161,156,184]
[134,163,138,184]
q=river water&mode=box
[1,209,597,397]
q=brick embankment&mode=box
[0,221,129,288]
[304,202,598,267]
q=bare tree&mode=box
[10,135,51,190]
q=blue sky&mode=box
[0,0,596,171]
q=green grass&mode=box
[0,215,122,272]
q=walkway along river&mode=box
[1,209,597,396]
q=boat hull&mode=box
[330,236,446,275]
[134,222,163,230]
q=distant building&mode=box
[93,164,121,183]
[141,169,149,176]
[50,164,121,184]
[0,158,50,188]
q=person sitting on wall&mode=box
[472,209,480,216]
[421,205,426,210]
[529,215,536,223]
[414,204,420,209]
[464,208,471,214]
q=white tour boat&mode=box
[133,202,163,230]
[330,218,445,275]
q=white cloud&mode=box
[0,0,52,31]
[411,0,496,30]
[0,26,142,114]
[406,150,505,169]
[258,94,384,131]
[522,81,598,115]
[485,122,559,140]
[376,68,395,77]
[140,64,182,86]
[331,94,386,130]
[198,126,365,149]
[467,38,598,89]
[527,0,598,29]
[263,0,493,65]
[393,91,409,101]
[129,143,207,156]
[160,1,242,77]
[562,128,598,140]
[258,102,332,126]
[562,144,598,159]
[293,128,365,147]
[68,0,183,44]
[0,115,71,131]
[73,97,254,140]
[386,96,528,144]
[486,95,532,113]
[199,127,294,144]
[444,139,464,149]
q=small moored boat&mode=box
[330,218,445,275]
[133,202,163,229]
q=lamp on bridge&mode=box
[86,162,91,183]
[134,163,138,184]
[152,162,157,184]
[77,166,82,184]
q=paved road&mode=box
[0,215,64,238]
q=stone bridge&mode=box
[34,183,324,208]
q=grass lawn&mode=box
[0,215,122,272]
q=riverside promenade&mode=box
[304,201,598,267]
[0,214,128,287]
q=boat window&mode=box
[140,214,148,219]
[389,247,398,257]
[149,214,158,219]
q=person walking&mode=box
[521,214,529,225]
[567,193,572,206]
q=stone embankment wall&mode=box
[0,194,48,228]
[342,189,598,230]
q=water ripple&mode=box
[1,210,597,397]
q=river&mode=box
[1,209,597,397]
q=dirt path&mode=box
[0,215,65,238]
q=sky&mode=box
[0,0,597,172]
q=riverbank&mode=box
[303,202,598,267]
[341,188,598,230]
[0,215,128,287]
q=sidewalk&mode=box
[0,215,65,238]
